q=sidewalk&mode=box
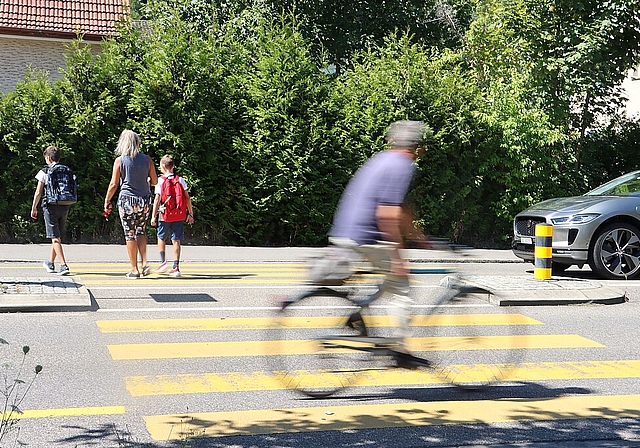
[0,243,521,263]
[0,244,627,311]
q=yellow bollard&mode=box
[534,223,553,280]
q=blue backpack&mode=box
[44,164,77,205]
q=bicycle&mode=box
[268,241,530,398]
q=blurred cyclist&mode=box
[329,120,431,345]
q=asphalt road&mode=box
[1,256,640,447]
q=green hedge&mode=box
[0,8,635,247]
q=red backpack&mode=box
[159,175,187,222]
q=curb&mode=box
[460,275,628,307]
[491,287,627,306]
[0,277,93,312]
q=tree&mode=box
[465,0,640,170]
[278,0,475,72]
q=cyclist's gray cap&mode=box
[385,120,430,149]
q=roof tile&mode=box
[0,0,130,39]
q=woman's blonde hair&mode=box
[115,129,141,157]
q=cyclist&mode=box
[329,120,431,353]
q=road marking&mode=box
[7,263,308,269]
[94,302,486,313]
[3,406,126,419]
[96,314,542,333]
[143,394,640,439]
[88,284,441,291]
[125,359,640,396]
[82,276,399,286]
[107,335,602,360]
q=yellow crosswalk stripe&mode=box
[3,406,126,419]
[83,278,306,285]
[125,359,640,396]
[144,394,640,440]
[96,314,543,333]
[107,334,603,360]
[11,262,307,270]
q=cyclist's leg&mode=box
[355,243,413,340]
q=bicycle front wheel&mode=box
[269,288,368,398]
[412,279,528,389]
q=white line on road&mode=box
[88,284,441,290]
[96,303,492,313]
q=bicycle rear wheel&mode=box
[412,277,528,389]
[269,288,368,398]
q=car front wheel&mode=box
[590,223,640,279]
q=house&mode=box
[623,67,640,118]
[0,0,129,94]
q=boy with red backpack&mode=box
[150,154,194,277]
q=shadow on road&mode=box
[51,382,640,447]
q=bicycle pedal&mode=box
[345,312,366,335]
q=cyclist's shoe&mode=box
[345,311,366,335]
[392,351,428,370]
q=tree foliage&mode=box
[465,0,640,169]
[0,0,639,247]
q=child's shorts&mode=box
[43,204,69,239]
[157,221,185,241]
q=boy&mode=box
[30,145,72,275]
[150,154,194,277]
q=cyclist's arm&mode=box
[376,204,409,276]
[401,202,433,249]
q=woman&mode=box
[104,130,158,279]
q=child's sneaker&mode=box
[155,262,168,273]
[43,261,55,273]
[58,264,70,276]
[169,267,181,277]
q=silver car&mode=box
[512,170,640,279]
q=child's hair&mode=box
[160,154,175,171]
[115,129,141,157]
[43,145,61,162]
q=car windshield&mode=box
[586,171,640,196]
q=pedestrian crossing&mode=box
[123,359,640,397]
[40,262,415,286]
[142,394,640,439]
[91,312,640,442]
[66,262,316,286]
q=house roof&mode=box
[0,0,130,41]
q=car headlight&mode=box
[550,213,600,225]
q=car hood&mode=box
[520,195,612,214]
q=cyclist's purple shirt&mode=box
[330,150,415,245]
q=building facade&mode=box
[623,67,640,118]
[0,0,128,94]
